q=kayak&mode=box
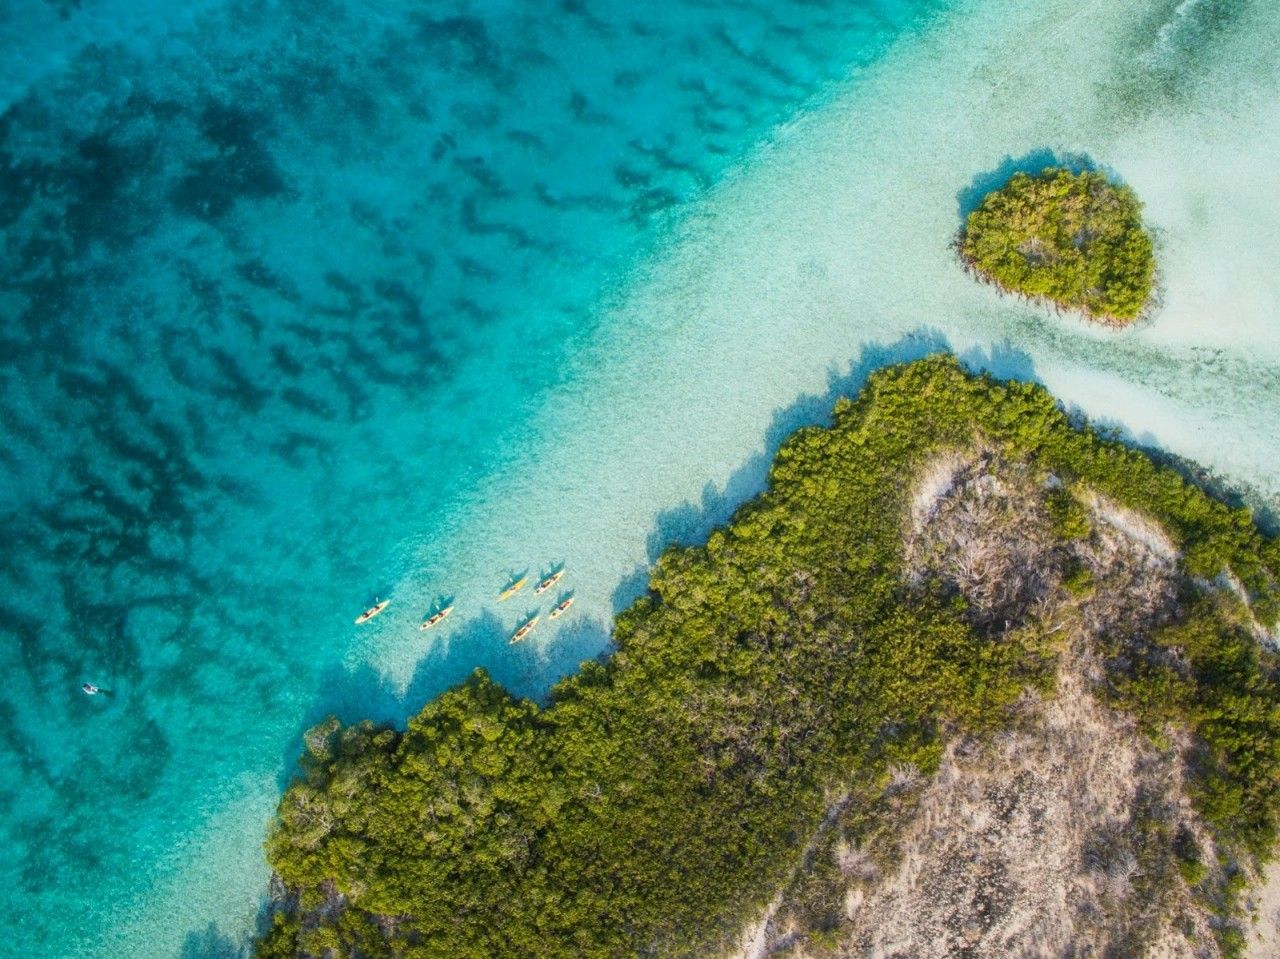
[355,599,390,624]
[419,605,455,631]
[534,569,565,595]
[498,576,528,601]
[510,615,540,644]
[548,596,575,619]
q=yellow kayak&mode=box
[510,615,540,644]
[354,599,390,625]
[497,576,528,601]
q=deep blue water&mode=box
[0,0,952,955]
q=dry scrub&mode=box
[732,452,1262,959]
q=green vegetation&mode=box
[258,357,1279,959]
[1045,485,1092,541]
[1104,593,1280,956]
[959,167,1156,323]
[1109,599,1280,859]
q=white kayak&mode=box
[355,599,390,624]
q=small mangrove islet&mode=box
[959,167,1157,324]
[256,358,1279,959]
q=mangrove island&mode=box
[256,357,1279,959]
[959,167,1157,325]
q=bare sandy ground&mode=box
[1247,862,1280,958]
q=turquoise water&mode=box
[0,1,953,956]
[5,0,1280,956]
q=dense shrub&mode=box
[959,167,1156,323]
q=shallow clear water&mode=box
[1,0,1278,956]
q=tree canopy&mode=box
[959,167,1156,324]
[257,357,1278,959]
